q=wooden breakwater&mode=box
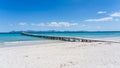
[21,32,119,43]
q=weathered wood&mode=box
[21,32,119,43]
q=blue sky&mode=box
[0,0,120,32]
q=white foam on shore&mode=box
[97,37,120,42]
[0,36,120,48]
[0,40,64,48]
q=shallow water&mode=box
[1,32,120,42]
[0,32,120,47]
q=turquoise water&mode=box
[0,32,120,42]
[0,33,46,42]
[34,32,120,38]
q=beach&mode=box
[1,0,120,67]
[0,38,120,68]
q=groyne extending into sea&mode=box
[21,32,119,43]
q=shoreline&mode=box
[0,41,120,68]
[0,36,120,47]
[0,37,120,68]
[0,40,65,48]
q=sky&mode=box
[0,0,120,32]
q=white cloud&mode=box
[59,22,78,27]
[97,11,106,14]
[30,22,78,27]
[85,11,120,22]
[85,17,113,22]
[31,23,45,26]
[37,23,45,26]
[110,12,120,17]
[18,22,27,26]
[48,22,78,27]
[48,22,60,27]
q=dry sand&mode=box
[0,41,120,68]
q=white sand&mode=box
[0,41,120,68]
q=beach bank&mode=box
[0,39,120,68]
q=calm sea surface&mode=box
[1,32,120,42]
[0,32,120,47]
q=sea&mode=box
[0,31,120,47]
